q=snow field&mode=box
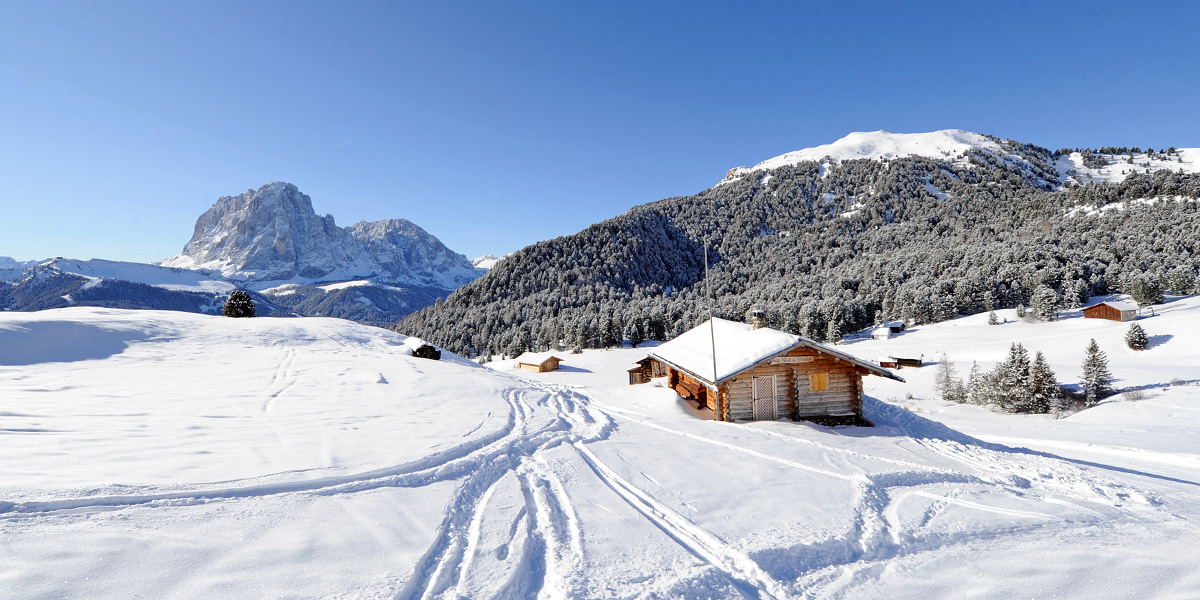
[3,303,1200,598]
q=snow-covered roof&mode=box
[1088,301,1138,312]
[882,321,904,329]
[515,351,562,365]
[872,327,893,335]
[649,318,902,386]
[399,336,433,356]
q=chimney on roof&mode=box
[749,309,766,330]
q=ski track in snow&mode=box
[2,371,1186,599]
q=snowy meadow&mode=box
[3,299,1200,598]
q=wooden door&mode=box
[752,375,777,420]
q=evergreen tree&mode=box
[1125,322,1148,350]
[1130,275,1164,306]
[1081,339,1114,406]
[1015,304,1027,319]
[601,317,620,348]
[1028,351,1061,414]
[998,343,1032,412]
[825,319,842,344]
[628,320,646,348]
[934,353,961,403]
[222,290,256,318]
[966,361,983,405]
[988,311,999,325]
[1030,285,1058,321]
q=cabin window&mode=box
[810,372,828,391]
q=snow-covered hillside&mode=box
[1057,148,1199,185]
[471,254,504,270]
[720,129,1200,189]
[755,129,997,171]
[5,300,1200,598]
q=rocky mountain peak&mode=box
[160,182,482,288]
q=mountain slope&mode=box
[398,130,1200,357]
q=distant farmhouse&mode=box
[1082,301,1139,322]
[642,316,902,423]
[515,352,562,373]
[871,321,905,340]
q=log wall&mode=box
[724,364,795,421]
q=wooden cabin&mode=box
[515,352,562,373]
[627,357,668,385]
[871,327,893,340]
[647,318,903,423]
[881,321,905,334]
[401,337,440,360]
[1082,301,1138,322]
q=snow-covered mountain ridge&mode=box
[720,129,1199,189]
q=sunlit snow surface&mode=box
[719,130,1200,191]
[4,300,1200,598]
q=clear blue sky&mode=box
[2,1,1198,263]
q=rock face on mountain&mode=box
[161,182,482,288]
[3,182,480,326]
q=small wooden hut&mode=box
[515,352,562,373]
[647,318,903,423]
[1082,301,1138,322]
[628,356,668,385]
[402,337,440,360]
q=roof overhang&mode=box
[650,338,904,387]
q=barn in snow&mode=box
[644,317,902,423]
[1082,301,1139,322]
[514,352,562,373]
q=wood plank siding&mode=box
[725,363,794,421]
[721,347,865,421]
[1082,303,1137,322]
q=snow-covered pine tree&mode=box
[1125,322,1148,350]
[1081,339,1114,406]
[1015,304,1027,319]
[628,320,645,348]
[825,319,842,344]
[1029,351,1061,414]
[1130,275,1164,307]
[978,368,1005,409]
[966,361,983,405]
[222,290,256,318]
[934,353,961,403]
[998,343,1032,412]
[988,311,999,325]
[1030,285,1059,321]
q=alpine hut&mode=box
[514,352,562,373]
[1082,301,1139,322]
[646,317,903,423]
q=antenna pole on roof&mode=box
[705,240,717,388]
